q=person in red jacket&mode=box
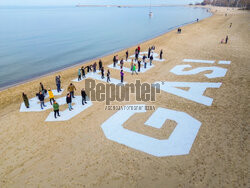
[137,45,141,54]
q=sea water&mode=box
[0,6,211,88]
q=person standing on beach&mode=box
[126,50,128,61]
[138,45,141,54]
[148,47,151,58]
[138,60,141,72]
[132,64,138,75]
[120,70,124,83]
[150,55,153,66]
[99,59,103,71]
[38,91,46,109]
[113,56,116,67]
[81,88,87,105]
[107,69,111,83]
[67,83,76,98]
[230,23,232,28]
[115,55,119,65]
[55,75,61,93]
[160,50,163,60]
[135,49,139,62]
[196,18,199,22]
[78,68,82,81]
[101,67,105,79]
[39,82,46,96]
[48,88,55,105]
[120,58,124,69]
[225,35,229,44]
[93,62,97,73]
[130,59,134,71]
[142,54,147,63]
[144,60,147,69]
[66,93,73,111]
[22,92,29,108]
[53,100,60,118]
[81,66,86,78]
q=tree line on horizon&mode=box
[191,0,250,9]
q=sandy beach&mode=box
[0,6,249,188]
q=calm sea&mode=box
[0,6,211,89]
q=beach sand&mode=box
[0,6,249,188]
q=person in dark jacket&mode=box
[138,60,141,72]
[120,58,124,69]
[107,69,111,83]
[66,93,73,111]
[225,35,229,44]
[120,70,124,83]
[99,59,102,71]
[22,92,29,108]
[55,75,61,93]
[125,50,128,61]
[81,66,86,78]
[148,47,151,58]
[101,67,105,79]
[81,88,87,105]
[113,56,116,67]
[38,91,46,109]
[93,62,97,73]
[53,100,60,118]
[160,50,163,60]
[150,55,153,66]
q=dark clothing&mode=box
[81,90,87,105]
[81,68,86,78]
[54,110,60,118]
[120,72,124,83]
[101,68,104,79]
[138,61,141,72]
[113,56,116,67]
[50,98,55,105]
[55,76,61,92]
[150,56,153,65]
[225,36,229,44]
[98,61,102,70]
[93,63,97,72]
[38,93,46,109]
[126,51,128,61]
[22,94,29,108]
[107,72,111,82]
[148,48,151,58]
[66,96,72,104]
[160,50,163,59]
[81,90,86,98]
[38,94,44,102]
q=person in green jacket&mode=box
[22,92,29,108]
[53,100,60,118]
[131,64,138,75]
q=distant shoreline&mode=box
[76,4,186,8]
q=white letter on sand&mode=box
[154,82,222,106]
[101,105,201,157]
[170,65,227,78]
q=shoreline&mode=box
[0,6,211,92]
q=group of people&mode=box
[22,45,163,117]
[22,79,88,119]
[78,60,104,81]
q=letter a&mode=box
[154,82,222,106]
